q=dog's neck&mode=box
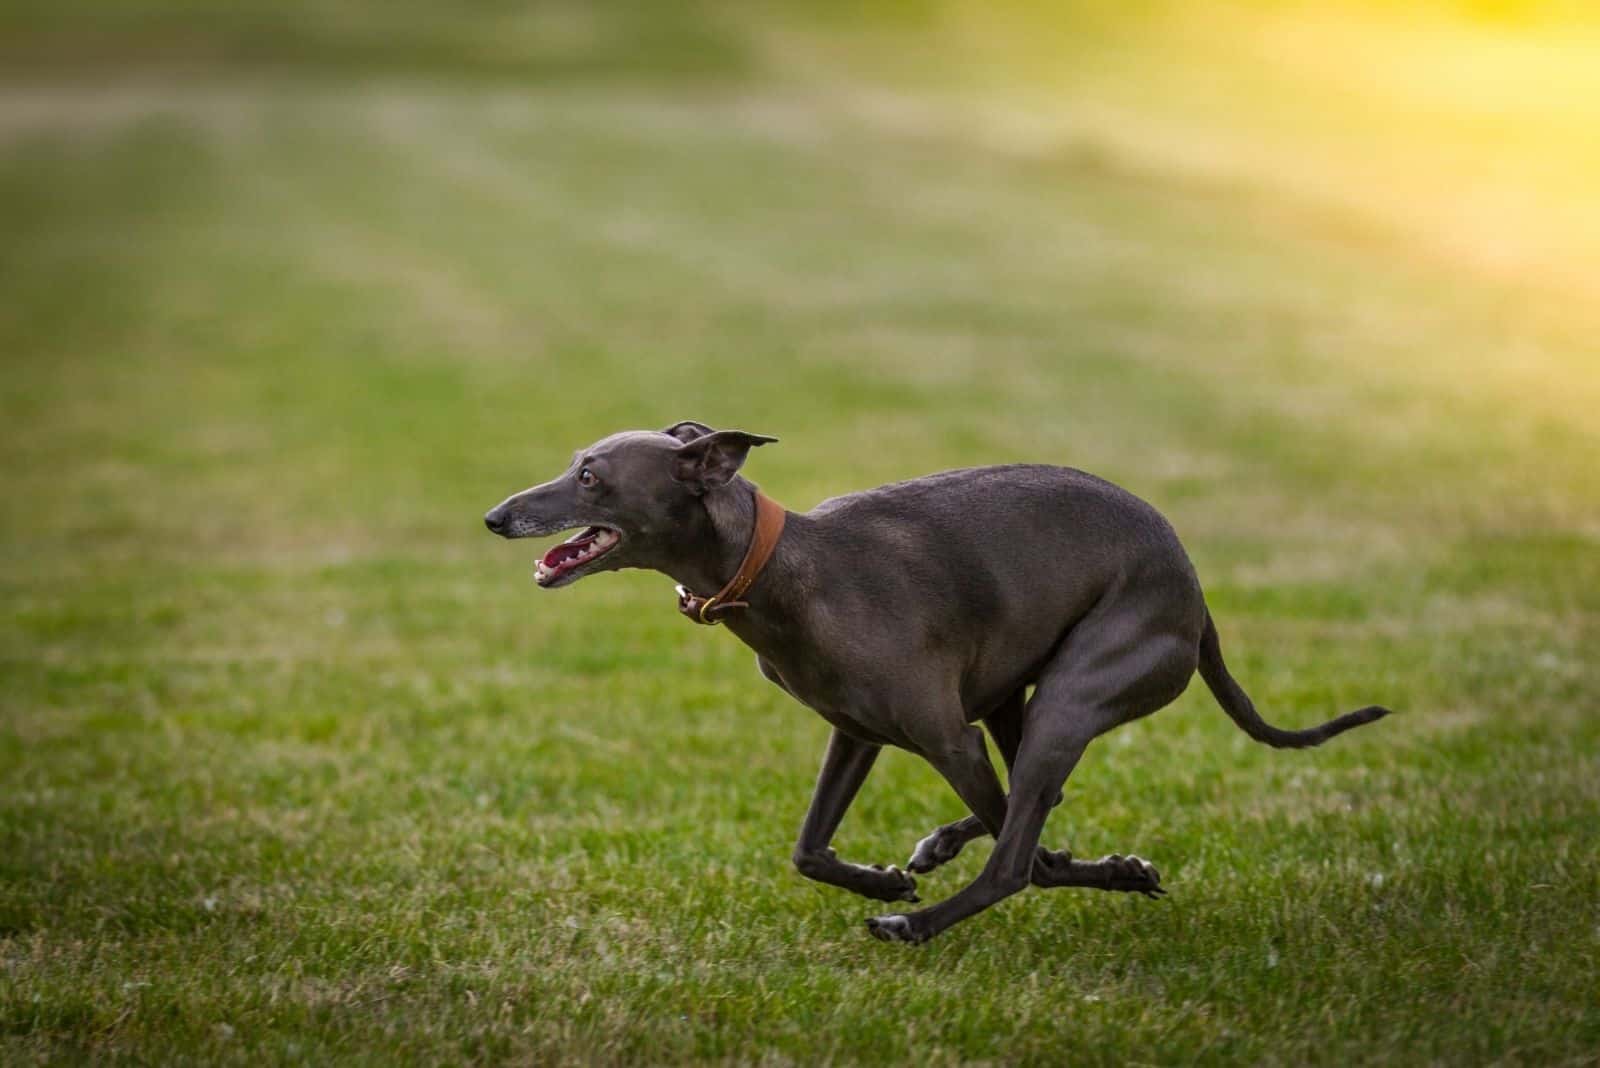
[660,479,804,626]
[657,478,763,598]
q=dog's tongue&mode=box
[542,528,599,568]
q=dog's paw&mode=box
[1105,853,1165,899]
[865,914,925,944]
[868,864,920,903]
[1031,849,1166,897]
[906,828,967,874]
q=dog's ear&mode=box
[662,420,717,444]
[670,429,778,494]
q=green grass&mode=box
[3,6,1600,1064]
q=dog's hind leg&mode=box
[868,620,1194,943]
[791,728,921,903]
[1025,627,1197,899]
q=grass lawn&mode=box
[2,5,1599,1063]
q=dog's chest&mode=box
[754,650,902,747]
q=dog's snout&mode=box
[484,508,508,535]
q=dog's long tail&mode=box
[1198,611,1390,749]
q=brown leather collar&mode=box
[676,491,786,625]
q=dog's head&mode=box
[483,421,777,588]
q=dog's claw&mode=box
[1110,854,1164,897]
[883,864,920,903]
[860,863,919,902]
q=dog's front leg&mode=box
[791,728,920,903]
[868,716,1086,944]
[908,690,1028,873]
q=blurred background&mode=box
[4,0,1598,532]
[2,1,1598,1062]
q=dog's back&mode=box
[797,464,1207,708]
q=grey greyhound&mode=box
[484,421,1390,943]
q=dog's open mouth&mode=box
[535,526,620,586]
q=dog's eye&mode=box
[578,467,598,488]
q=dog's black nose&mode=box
[484,509,507,535]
